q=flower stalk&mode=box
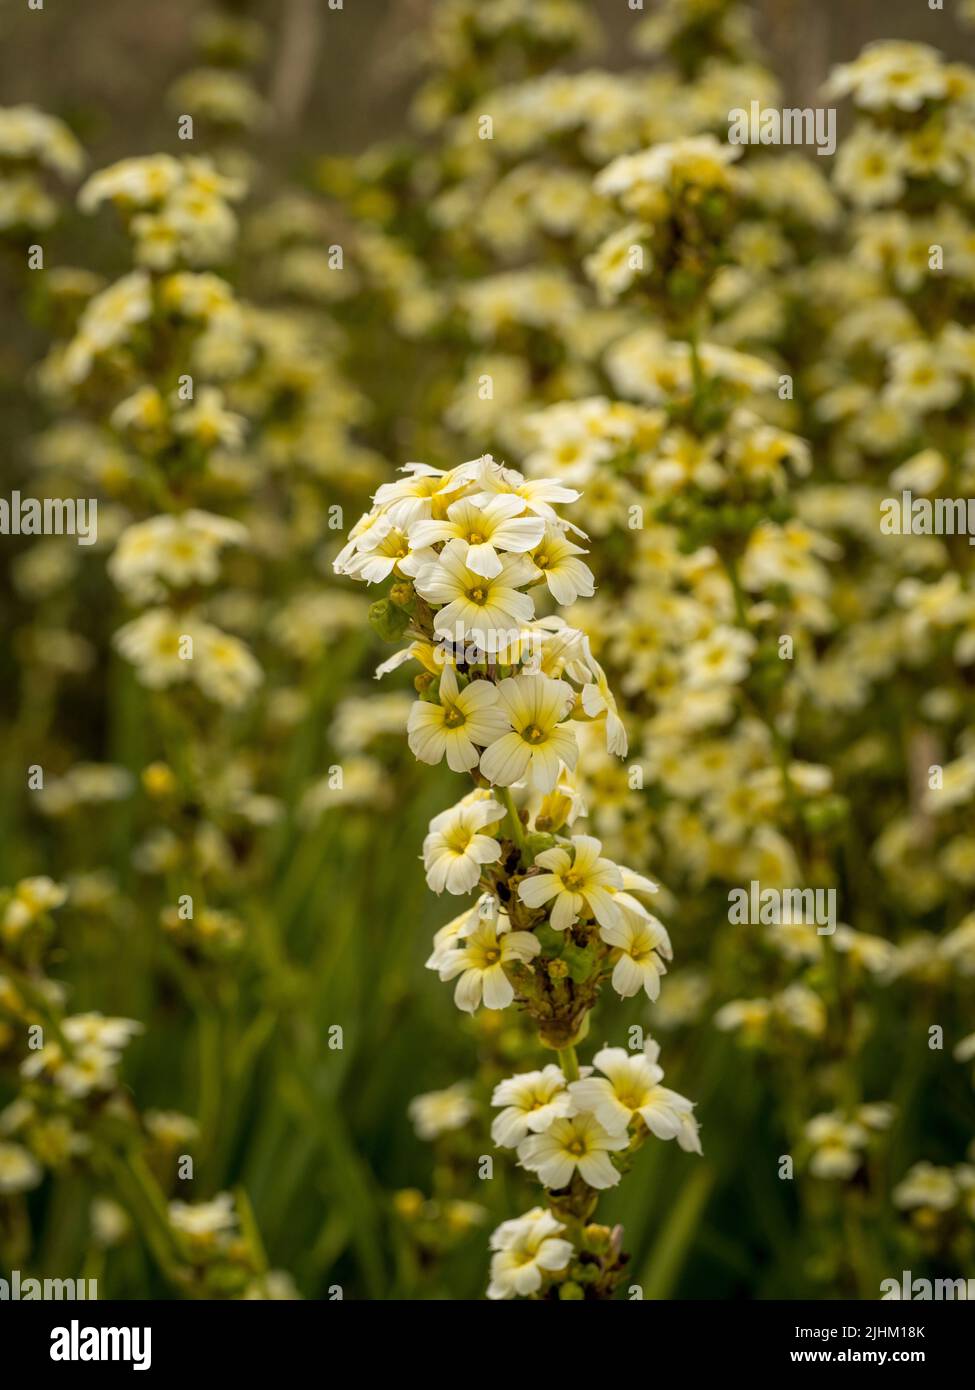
[338,451,701,1298]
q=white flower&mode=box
[79,154,183,212]
[20,1012,142,1098]
[486,1208,573,1300]
[342,518,417,585]
[410,494,545,578]
[714,999,771,1035]
[425,902,483,971]
[517,1111,628,1190]
[2,876,68,937]
[491,1065,575,1147]
[569,1042,701,1153]
[172,386,246,449]
[825,42,948,112]
[169,1192,238,1242]
[332,508,393,576]
[0,104,84,178]
[834,126,907,208]
[517,834,623,931]
[584,222,652,303]
[0,1141,43,1194]
[595,136,739,204]
[683,626,756,690]
[407,667,511,773]
[114,607,190,689]
[580,638,628,757]
[109,510,246,601]
[63,271,153,382]
[61,1012,143,1052]
[599,893,672,1000]
[414,538,536,642]
[805,1113,869,1180]
[472,457,581,522]
[408,1084,477,1140]
[892,1161,957,1211]
[528,526,595,605]
[372,461,471,530]
[422,795,505,894]
[191,621,262,708]
[619,866,659,897]
[922,755,975,815]
[886,340,961,413]
[479,674,578,792]
[437,917,540,1013]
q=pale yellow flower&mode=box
[479,675,577,792]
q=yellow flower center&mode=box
[467,586,488,604]
[522,724,546,744]
[445,827,474,852]
[443,706,466,729]
[467,531,485,545]
[534,553,551,568]
[616,1084,650,1111]
[562,870,583,890]
[484,948,501,965]
[567,1138,587,1156]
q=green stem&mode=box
[638,1164,716,1300]
[558,1044,580,1083]
[720,548,750,629]
[500,786,527,857]
[197,1010,223,1160]
[719,549,804,833]
[96,1146,184,1287]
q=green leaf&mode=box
[368,597,411,643]
[561,940,599,984]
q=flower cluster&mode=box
[338,453,700,1297]
[0,104,84,233]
